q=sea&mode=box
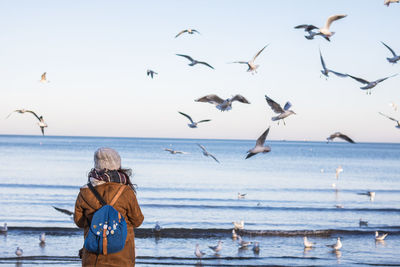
[0,135,399,266]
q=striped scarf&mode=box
[88,168,128,185]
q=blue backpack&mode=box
[84,183,128,255]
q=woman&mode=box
[74,147,144,267]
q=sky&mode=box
[0,0,399,142]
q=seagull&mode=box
[378,112,400,129]
[178,111,211,128]
[295,15,347,41]
[176,54,214,69]
[53,206,74,216]
[335,166,343,179]
[195,244,206,259]
[15,247,23,257]
[359,218,368,227]
[381,42,400,64]
[265,95,296,125]
[233,220,244,230]
[389,102,398,111]
[175,28,200,38]
[164,148,187,154]
[231,44,269,74]
[146,69,158,79]
[303,236,315,248]
[347,74,398,94]
[208,241,223,253]
[319,49,347,78]
[375,231,388,241]
[195,94,250,111]
[0,223,7,233]
[335,204,344,209]
[357,191,376,201]
[39,233,46,244]
[327,132,355,143]
[384,0,399,6]
[326,237,342,250]
[197,144,220,163]
[153,222,161,234]
[6,109,48,135]
[238,193,246,199]
[252,242,260,253]
[246,127,271,159]
[40,72,49,83]
[232,229,238,239]
[237,235,252,248]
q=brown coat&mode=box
[74,182,144,267]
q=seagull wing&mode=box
[376,74,398,84]
[338,133,355,143]
[231,61,248,64]
[197,143,207,153]
[192,29,200,34]
[379,112,398,122]
[175,30,188,38]
[381,41,397,57]
[197,119,211,124]
[231,94,250,104]
[176,54,194,62]
[5,110,21,119]
[208,153,220,163]
[325,14,347,30]
[347,74,370,84]
[265,95,284,113]
[164,148,173,153]
[252,44,269,62]
[25,110,41,121]
[197,61,214,69]
[329,70,348,77]
[53,206,74,216]
[256,127,270,147]
[245,152,257,159]
[294,24,318,31]
[320,49,327,71]
[178,111,194,124]
[283,101,292,111]
[195,94,224,104]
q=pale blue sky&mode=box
[1,0,399,142]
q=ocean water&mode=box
[0,135,399,266]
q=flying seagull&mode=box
[147,69,158,79]
[197,144,220,163]
[327,132,355,143]
[53,206,74,216]
[347,74,398,94]
[384,0,399,6]
[319,49,347,78]
[381,42,400,64]
[231,44,269,74]
[246,127,271,159]
[378,112,400,129]
[7,109,48,135]
[176,54,214,69]
[389,102,398,111]
[164,148,187,154]
[195,94,250,111]
[40,72,49,83]
[265,95,296,125]
[175,28,200,38]
[326,237,342,250]
[178,111,211,128]
[295,14,347,41]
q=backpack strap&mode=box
[110,185,126,206]
[87,183,107,206]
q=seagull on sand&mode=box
[53,206,74,217]
[359,218,368,227]
[15,247,23,257]
[347,74,398,94]
[378,112,400,129]
[176,54,214,69]
[265,95,296,125]
[178,111,211,128]
[39,233,46,244]
[164,148,187,154]
[326,237,342,250]
[233,220,244,230]
[295,14,347,41]
[375,231,388,241]
[146,69,158,79]
[195,94,250,112]
[237,235,252,248]
[197,144,220,163]
[7,109,48,135]
[195,244,206,259]
[175,28,200,38]
[303,236,315,248]
[0,223,7,233]
[327,132,355,143]
[319,49,347,78]
[381,42,400,64]
[40,72,49,83]
[208,241,223,253]
[246,127,271,159]
[335,165,343,179]
[231,44,269,74]
[384,0,399,6]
